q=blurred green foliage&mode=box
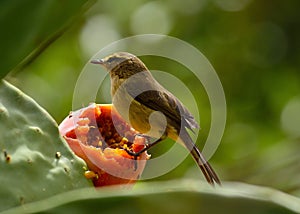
[3,181,300,214]
[1,0,300,204]
[0,0,91,78]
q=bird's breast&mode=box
[111,81,168,138]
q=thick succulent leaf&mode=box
[0,0,90,79]
[0,80,92,212]
[1,180,300,214]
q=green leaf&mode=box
[0,80,92,212]
[1,180,300,214]
[0,0,91,79]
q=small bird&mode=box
[91,52,220,185]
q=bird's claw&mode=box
[123,148,142,171]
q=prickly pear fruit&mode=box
[59,103,150,187]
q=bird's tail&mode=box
[179,129,221,185]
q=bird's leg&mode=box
[124,133,167,170]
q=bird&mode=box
[91,52,220,185]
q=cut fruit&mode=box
[59,103,149,187]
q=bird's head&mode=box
[91,52,148,78]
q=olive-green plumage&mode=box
[91,52,220,185]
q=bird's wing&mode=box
[123,74,199,131]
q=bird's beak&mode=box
[90,58,104,65]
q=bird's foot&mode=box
[124,133,167,171]
[123,148,145,171]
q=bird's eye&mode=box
[107,57,115,64]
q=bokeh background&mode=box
[3,0,300,197]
